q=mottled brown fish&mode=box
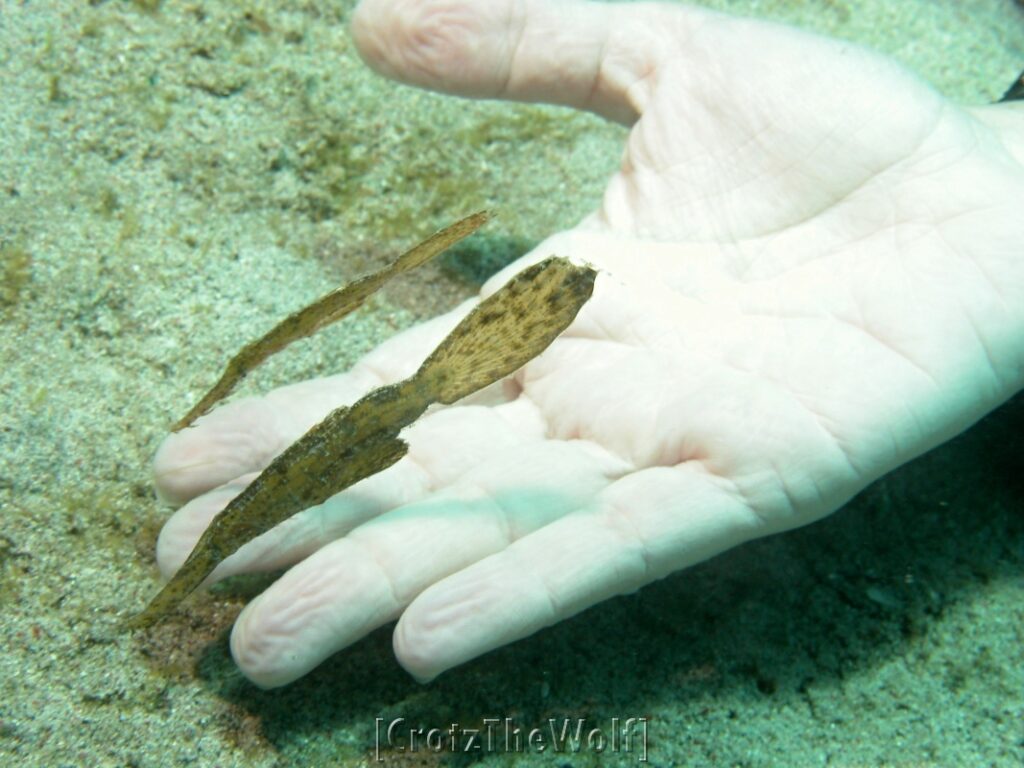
[126,254,596,629]
[173,211,491,431]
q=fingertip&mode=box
[152,397,292,504]
[230,600,301,689]
[154,477,255,579]
[350,0,415,79]
[350,0,656,124]
[154,509,195,580]
[392,589,462,683]
[392,592,453,682]
[151,431,209,506]
[349,0,399,79]
[394,566,540,682]
[229,581,341,689]
[351,0,512,98]
[229,539,404,688]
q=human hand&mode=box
[151,0,1024,688]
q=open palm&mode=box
[152,0,1024,687]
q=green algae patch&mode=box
[0,533,29,606]
[127,216,596,628]
[455,106,585,147]
[0,242,32,312]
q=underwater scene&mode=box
[1,0,1023,766]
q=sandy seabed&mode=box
[1,1,1022,766]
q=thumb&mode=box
[350,0,692,125]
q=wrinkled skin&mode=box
[151,0,1024,688]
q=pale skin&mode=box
[151,0,1024,688]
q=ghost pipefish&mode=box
[173,210,491,432]
[126,251,596,629]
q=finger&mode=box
[153,299,477,505]
[351,0,698,125]
[153,461,423,583]
[228,436,630,688]
[394,464,761,681]
[154,398,547,581]
[155,472,258,580]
